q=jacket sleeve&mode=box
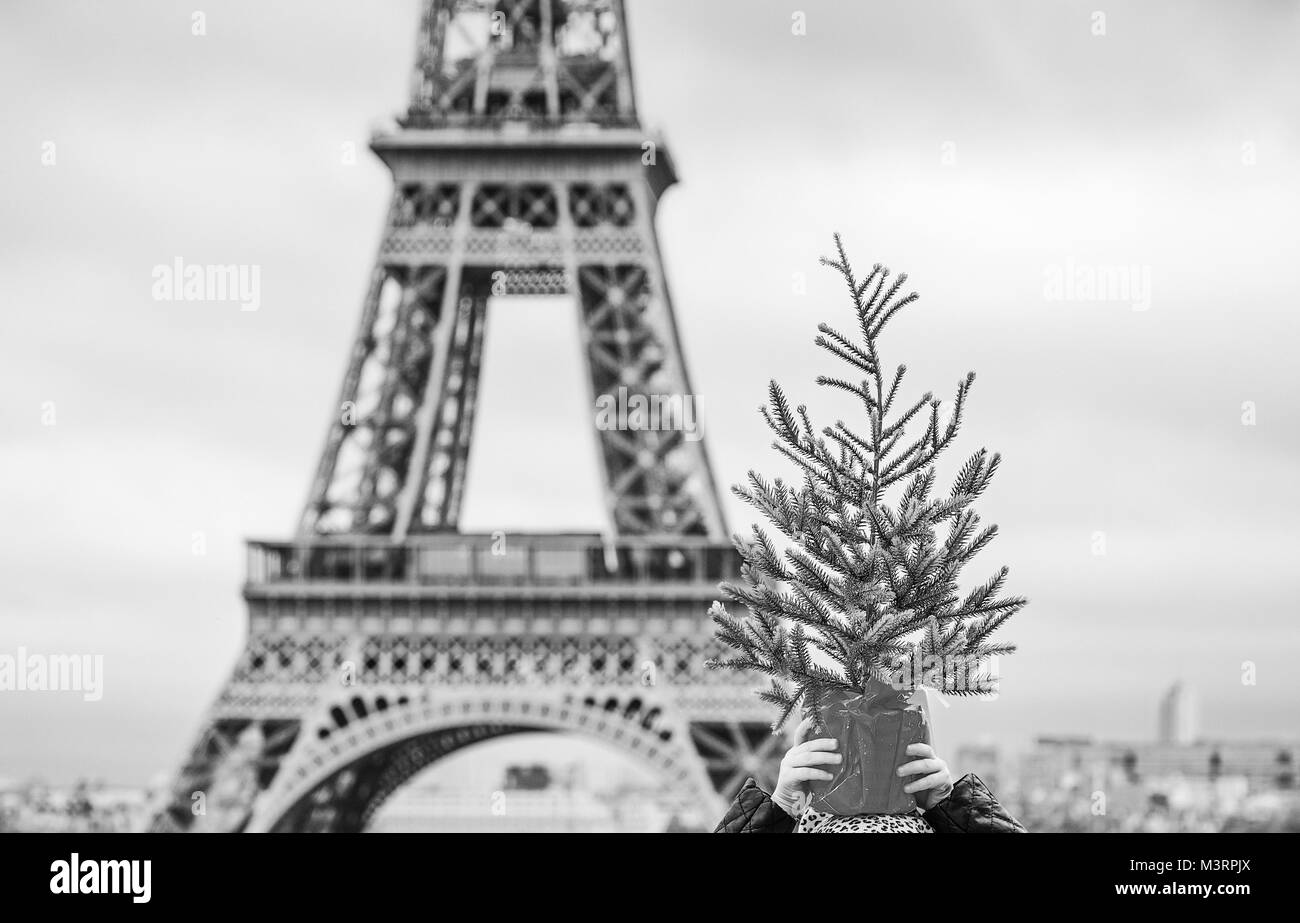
[714,778,797,833]
[922,773,1027,833]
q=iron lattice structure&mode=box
[151,0,779,833]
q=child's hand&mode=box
[897,743,954,810]
[771,717,842,818]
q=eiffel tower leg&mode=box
[299,256,453,536]
[570,177,727,538]
[148,709,302,832]
[404,271,491,535]
[687,720,786,801]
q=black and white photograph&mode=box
[1,0,1296,905]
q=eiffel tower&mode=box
[150,0,782,832]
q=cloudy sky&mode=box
[2,0,1297,786]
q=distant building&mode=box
[1011,682,1297,831]
[364,759,704,832]
[1020,737,1299,794]
[504,764,551,791]
[0,780,148,833]
[955,741,1002,795]
[366,782,699,833]
[1157,681,1198,744]
[1013,736,1300,832]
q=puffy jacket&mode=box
[715,773,1027,833]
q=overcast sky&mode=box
[2,0,1298,786]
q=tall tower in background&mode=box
[150,0,781,833]
[1157,681,1198,745]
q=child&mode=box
[716,719,1025,833]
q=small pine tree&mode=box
[707,235,1027,732]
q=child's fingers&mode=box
[792,737,839,754]
[903,770,950,795]
[789,767,835,783]
[790,750,842,768]
[794,715,815,742]
[897,757,944,778]
[905,743,934,758]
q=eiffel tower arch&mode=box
[151,0,783,833]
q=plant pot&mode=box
[806,679,932,815]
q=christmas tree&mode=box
[707,235,1027,732]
